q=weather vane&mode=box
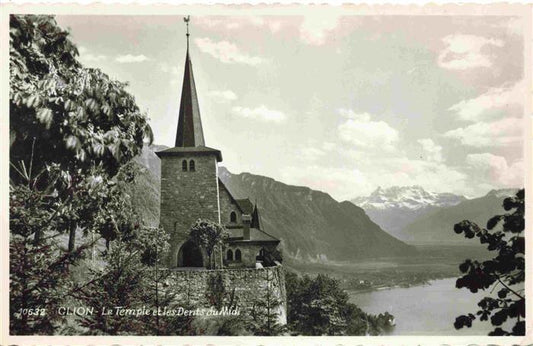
[184,16,191,49]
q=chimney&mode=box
[242,214,251,240]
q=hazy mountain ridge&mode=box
[132,145,416,262]
[400,189,519,245]
[218,167,415,261]
[351,186,466,240]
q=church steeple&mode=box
[175,16,205,148]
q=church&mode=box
[156,21,281,270]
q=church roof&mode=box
[235,199,254,214]
[227,227,280,243]
[155,145,222,162]
[175,44,205,148]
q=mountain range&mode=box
[132,145,416,262]
[399,189,518,244]
[218,167,415,261]
[351,186,466,240]
[132,145,518,259]
[352,186,517,244]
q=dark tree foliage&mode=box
[10,15,152,177]
[9,14,154,335]
[285,271,393,336]
[189,219,229,269]
[9,168,92,335]
[10,14,153,252]
[453,189,525,336]
[71,224,171,335]
[205,273,228,310]
[248,269,285,336]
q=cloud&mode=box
[337,109,399,152]
[438,34,504,70]
[493,17,523,37]
[196,16,282,33]
[505,17,523,36]
[159,63,180,85]
[232,105,286,123]
[322,142,337,151]
[115,54,150,63]
[281,155,470,200]
[448,81,524,122]
[194,38,264,66]
[299,13,340,45]
[443,118,522,147]
[77,46,107,63]
[208,90,238,103]
[417,138,443,162]
[466,153,523,187]
[299,147,326,162]
[373,157,468,196]
[281,165,369,201]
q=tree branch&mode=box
[497,277,524,300]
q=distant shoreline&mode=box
[347,276,459,294]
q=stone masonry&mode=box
[159,154,220,266]
[165,264,287,325]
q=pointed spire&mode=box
[251,204,262,230]
[175,16,205,148]
[185,15,190,51]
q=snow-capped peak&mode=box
[352,186,466,210]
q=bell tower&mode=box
[156,17,222,267]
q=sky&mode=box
[55,14,526,201]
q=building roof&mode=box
[175,48,205,148]
[235,199,254,214]
[155,145,222,162]
[251,204,262,230]
[227,227,280,243]
[219,180,245,213]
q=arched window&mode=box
[230,211,237,223]
[189,160,195,172]
[182,160,188,172]
[235,249,242,262]
[227,249,233,261]
[257,248,266,262]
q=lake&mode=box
[348,277,503,335]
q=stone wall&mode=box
[218,182,242,226]
[164,264,287,325]
[159,154,220,266]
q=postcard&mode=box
[1,2,532,345]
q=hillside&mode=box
[133,145,416,262]
[217,167,415,261]
[351,186,465,240]
[400,189,518,245]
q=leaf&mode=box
[497,288,508,299]
[486,215,502,230]
[107,142,121,161]
[454,314,474,329]
[65,135,80,150]
[101,103,111,116]
[84,98,98,112]
[36,108,53,128]
[64,99,74,111]
[458,261,470,273]
[93,142,105,156]
[76,106,87,121]
[512,321,525,335]
[25,94,37,108]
